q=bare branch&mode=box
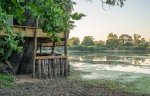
[101,0,107,11]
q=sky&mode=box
[70,0,150,41]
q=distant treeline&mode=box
[68,33,150,51]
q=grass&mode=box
[0,73,15,88]
[69,67,150,95]
[131,76,150,94]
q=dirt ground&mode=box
[0,75,146,96]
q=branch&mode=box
[101,0,107,11]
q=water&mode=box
[69,51,150,81]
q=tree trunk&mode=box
[10,0,37,74]
[10,38,34,74]
[17,38,34,74]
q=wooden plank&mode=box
[35,56,67,60]
[48,60,52,78]
[42,41,65,47]
[68,64,70,76]
[39,42,42,53]
[41,60,47,79]
[39,38,65,43]
[44,60,48,79]
[60,59,63,77]
[0,26,67,38]
[61,59,65,77]
[56,59,60,77]
[38,60,41,79]
[52,59,56,78]
[64,58,67,77]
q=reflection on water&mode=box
[69,51,150,80]
[69,51,150,65]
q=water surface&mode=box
[69,51,150,81]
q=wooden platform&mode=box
[0,25,68,39]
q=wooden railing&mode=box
[34,56,70,79]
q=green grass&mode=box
[69,68,150,95]
[131,76,150,94]
[0,73,15,88]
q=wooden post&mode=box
[64,58,68,77]
[38,60,41,79]
[52,59,56,78]
[57,59,60,77]
[41,60,47,79]
[64,31,68,56]
[60,58,63,77]
[62,59,64,77]
[68,61,70,76]
[32,28,37,78]
[64,31,68,76]
[40,42,42,54]
[52,42,55,53]
[48,60,52,78]
[44,60,48,79]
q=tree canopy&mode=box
[106,33,118,49]
[68,37,80,47]
[81,36,95,46]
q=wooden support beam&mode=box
[64,59,68,77]
[35,56,67,60]
[41,60,47,79]
[64,31,68,55]
[57,59,60,77]
[52,59,56,78]
[61,59,64,77]
[51,42,55,53]
[41,41,65,47]
[0,25,66,38]
[60,59,63,77]
[32,29,37,78]
[38,60,41,79]
[48,60,52,78]
[40,42,42,54]
[64,31,69,77]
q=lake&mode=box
[69,51,150,82]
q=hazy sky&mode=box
[70,0,150,41]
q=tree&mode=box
[81,36,95,46]
[119,34,133,46]
[133,34,141,46]
[148,40,150,50]
[95,40,105,46]
[132,34,149,50]
[68,37,80,47]
[106,33,118,49]
[137,38,148,50]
